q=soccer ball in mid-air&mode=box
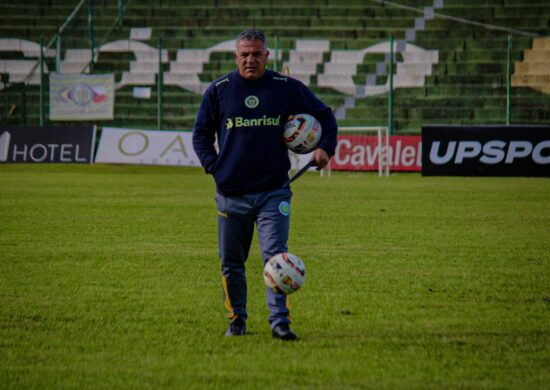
[283,113,322,154]
[263,252,306,295]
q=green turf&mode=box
[0,164,548,389]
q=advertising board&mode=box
[0,126,96,163]
[422,125,550,176]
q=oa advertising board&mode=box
[0,126,96,163]
[95,127,201,166]
[422,125,550,176]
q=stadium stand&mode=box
[0,0,549,132]
[513,37,550,95]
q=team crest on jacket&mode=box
[245,95,259,109]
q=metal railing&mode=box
[2,0,130,126]
[1,2,545,131]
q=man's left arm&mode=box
[291,81,338,170]
[311,107,337,170]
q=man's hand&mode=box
[311,148,330,170]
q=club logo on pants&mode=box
[279,201,290,216]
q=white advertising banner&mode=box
[95,127,201,166]
[288,151,315,171]
[49,73,114,120]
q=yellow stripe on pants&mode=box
[221,275,237,320]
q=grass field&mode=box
[0,164,549,389]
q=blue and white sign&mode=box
[50,73,114,120]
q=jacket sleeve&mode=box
[291,81,338,157]
[192,86,219,175]
[313,106,338,158]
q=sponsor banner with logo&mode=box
[95,127,201,166]
[331,135,421,172]
[0,126,96,163]
[49,73,114,120]
[422,125,550,176]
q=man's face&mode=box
[234,39,269,80]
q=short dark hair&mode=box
[236,29,267,47]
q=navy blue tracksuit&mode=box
[193,69,337,328]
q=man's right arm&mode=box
[192,88,219,175]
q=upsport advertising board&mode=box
[422,125,550,176]
[0,126,96,163]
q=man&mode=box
[192,29,337,340]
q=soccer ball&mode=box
[283,113,322,154]
[263,252,306,295]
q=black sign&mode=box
[0,126,96,163]
[422,125,550,177]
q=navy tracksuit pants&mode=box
[216,188,292,329]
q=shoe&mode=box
[271,323,297,341]
[225,318,246,336]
